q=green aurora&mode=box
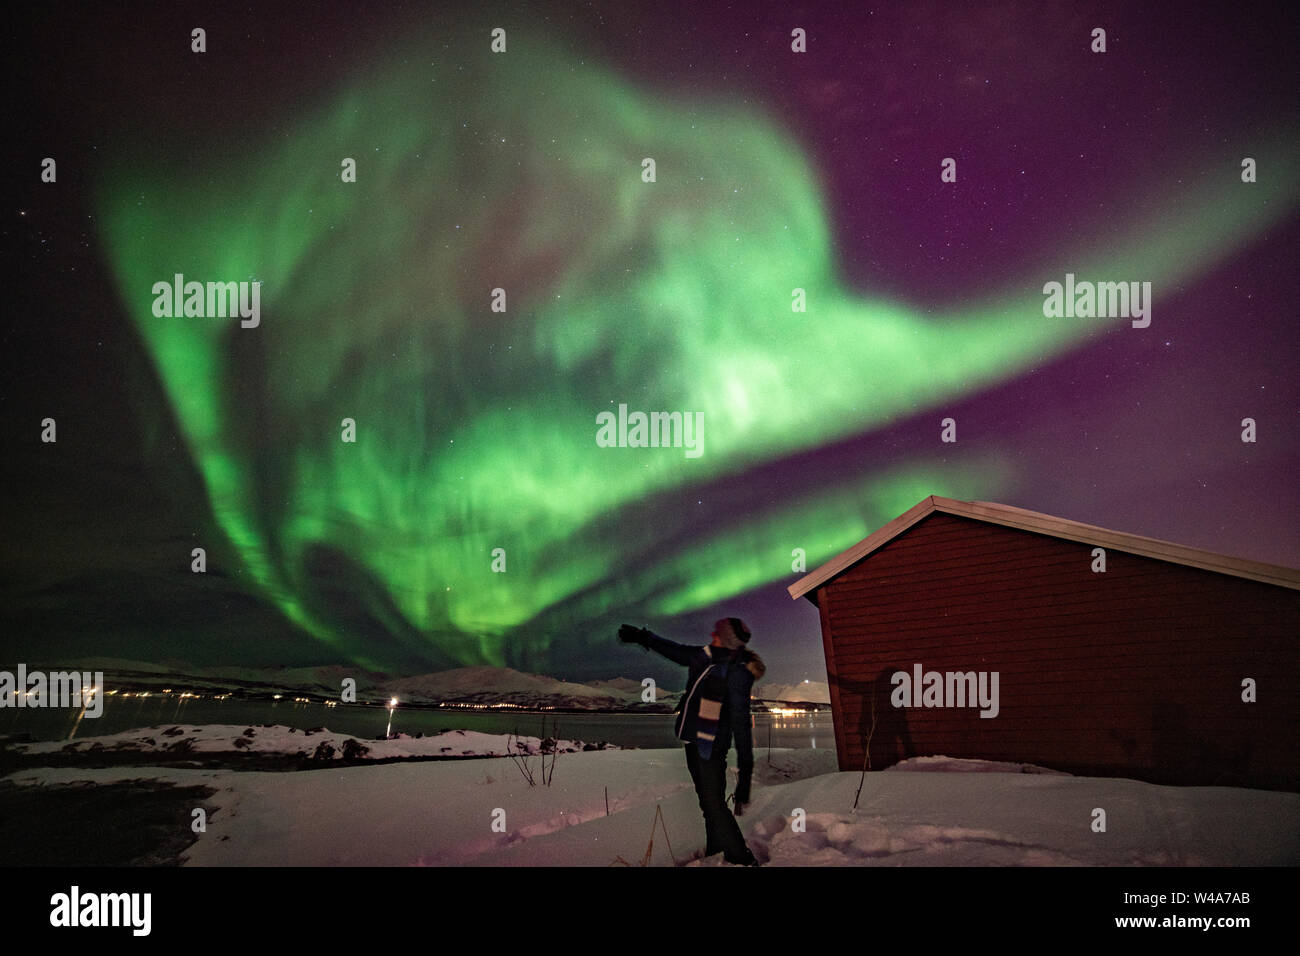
[95,34,1300,672]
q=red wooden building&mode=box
[788,496,1300,791]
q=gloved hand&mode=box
[618,623,648,644]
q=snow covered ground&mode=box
[6,735,1298,866]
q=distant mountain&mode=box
[34,658,681,711]
[379,666,680,710]
[756,681,831,704]
[588,677,652,696]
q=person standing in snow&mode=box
[618,617,766,865]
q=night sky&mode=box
[4,1,1298,688]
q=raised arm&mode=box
[617,624,698,667]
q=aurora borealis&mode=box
[6,1,1299,683]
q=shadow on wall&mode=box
[828,666,915,771]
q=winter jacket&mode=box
[628,628,765,802]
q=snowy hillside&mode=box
[378,667,673,708]
[10,724,618,761]
[28,659,681,710]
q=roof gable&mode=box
[787,495,1300,600]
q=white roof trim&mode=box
[788,495,1300,599]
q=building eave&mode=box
[787,495,1300,600]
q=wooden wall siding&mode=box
[818,512,1300,791]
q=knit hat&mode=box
[714,617,751,649]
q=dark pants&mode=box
[684,742,755,864]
